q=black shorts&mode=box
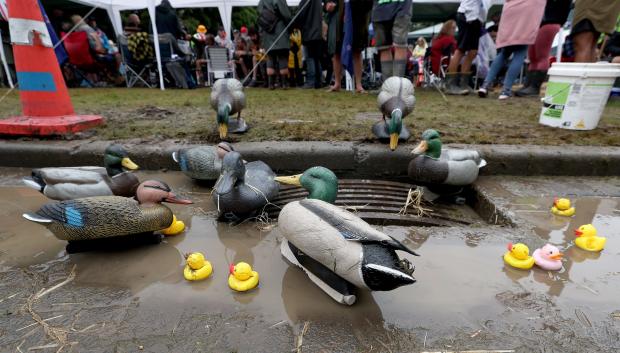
[571,19,599,38]
[456,12,481,51]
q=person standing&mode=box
[515,0,572,97]
[258,0,292,89]
[445,0,489,95]
[571,0,620,62]
[478,0,546,100]
[372,0,413,79]
[297,0,324,88]
[155,0,186,40]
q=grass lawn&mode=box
[1,87,619,145]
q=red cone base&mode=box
[0,115,104,135]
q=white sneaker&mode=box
[498,94,510,100]
[477,87,488,98]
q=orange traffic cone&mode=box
[0,0,103,135]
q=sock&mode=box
[393,60,407,78]
[381,60,393,78]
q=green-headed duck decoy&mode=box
[373,76,416,150]
[210,78,248,139]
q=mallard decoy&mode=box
[210,78,248,139]
[213,151,279,221]
[408,129,486,203]
[275,167,417,305]
[22,144,140,201]
[23,180,192,245]
[373,76,416,150]
[172,142,234,181]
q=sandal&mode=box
[327,86,341,92]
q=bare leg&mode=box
[460,49,477,74]
[447,49,464,74]
[331,54,342,90]
[573,31,597,62]
[353,51,364,92]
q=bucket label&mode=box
[542,82,570,119]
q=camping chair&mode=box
[118,34,152,88]
[206,46,234,86]
[62,31,99,87]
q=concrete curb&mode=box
[1,140,620,177]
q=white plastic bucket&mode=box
[539,62,620,130]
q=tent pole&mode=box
[148,0,165,90]
[0,29,14,88]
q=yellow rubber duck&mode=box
[183,252,213,281]
[228,262,259,292]
[503,242,535,270]
[551,198,575,217]
[161,214,185,236]
[575,224,606,252]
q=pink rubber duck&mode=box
[533,244,563,271]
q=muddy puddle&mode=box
[1,168,619,351]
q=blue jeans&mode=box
[482,45,528,96]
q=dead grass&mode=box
[1,87,619,145]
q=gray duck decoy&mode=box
[373,76,416,150]
[172,142,234,181]
[210,78,248,139]
[23,180,192,244]
[23,144,140,201]
[275,166,417,305]
[408,129,487,202]
[212,151,279,221]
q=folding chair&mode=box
[118,34,151,88]
[206,46,234,86]
[62,31,99,87]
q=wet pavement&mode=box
[0,169,619,352]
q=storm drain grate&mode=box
[266,179,473,227]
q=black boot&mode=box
[268,75,275,90]
[515,71,546,97]
[445,73,468,95]
[459,72,474,94]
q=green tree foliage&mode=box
[231,7,258,29]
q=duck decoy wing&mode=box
[445,159,480,185]
[35,167,107,185]
[298,199,419,256]
[444,149,487,168]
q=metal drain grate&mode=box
[266,179,473,227]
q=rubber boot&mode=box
[393,60,407,78]
[515,70,546,97]
[268,75,275,90]
[381,60,393,79]
[445,73,468,95]
[281,75,289,89]
[459,72,474,94]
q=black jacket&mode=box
[297,0,324,43]
[155,1,184,39]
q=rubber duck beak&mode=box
[164,193,193,204]
[550,253,563,260]
[229,263,235,275]
[507,242,513,251]
[553,198,558,206]
[574,229,583,237]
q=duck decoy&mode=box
[23,180,192,252]
[172,142,234,182]
[213,151,279,221]
[22,144,140,201]
[275,166,417,305]
[210,78,248,139]
[373,76,416,150]
[408,129,486,203]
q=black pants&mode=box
[304,40,323,88]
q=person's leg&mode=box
[374,21,394,78]
[392,14,410,77]
[311,41,322,88]
[478,48,507,96]
[460,49,477,75]
[353,50,364,91]
[517,24,560,96]
[393,47,407,77]
[380,49,394,77]
[278,52,289,88]
[573,31,597,62]
[331,53,342,90]
[447,49,463,74]
[267,54,276,89]
[500,45,528,96]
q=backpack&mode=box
[258,3,279,34]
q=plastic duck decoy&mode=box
[184,252,213,281]
[276,166,417,305]
[228,262,259,291]
[533,244,563,271]
[172,142,234,182]
[408,129,486,202]
[551,198,575,217]
[575,224,606,252]
[373,76,415,150]
[504,243,535,270]
[23,144,140,201]
[22,180,192,244]
[213,151,279,221]
[210,78,248,139]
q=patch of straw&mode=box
[399,188,433,217]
